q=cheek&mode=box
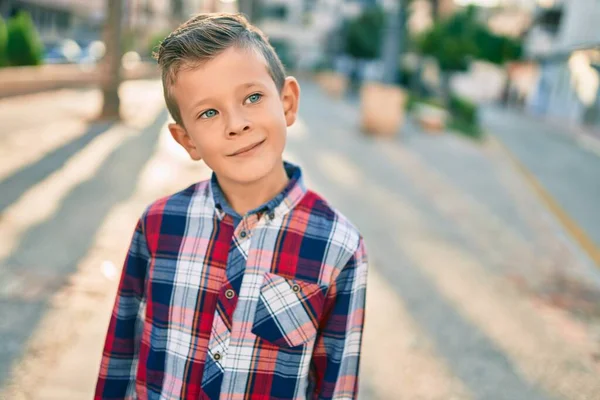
[265,103,288,135]
[189,130,220,158]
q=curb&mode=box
[0,63,160,99]
[487,135,600,268]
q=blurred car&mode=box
[43,39,82,64]
[78,40,106,65]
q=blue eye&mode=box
[246,93,262,104]
[199,109,218,119]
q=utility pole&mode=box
[100,0,124,120]
[431,0,439,21]
[238,0,254,22]
[380,0,406,85]
[171,0,185,21]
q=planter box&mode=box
[316,71,348,98]
[360,82,407,137]
[414,103,448,134]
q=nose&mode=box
[226,110,252,138]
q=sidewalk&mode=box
[2,143,210,399]
[482,106,600,266]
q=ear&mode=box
[168,123,202,161]
[281,77,300,127]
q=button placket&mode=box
[237,217,250,240]
[238,213,260,240]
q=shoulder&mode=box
[294,190,364,258]
[139,180,211,232]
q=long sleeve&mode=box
[309,237,368,399]
[95,216,150,399]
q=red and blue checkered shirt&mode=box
[95,163,368,399]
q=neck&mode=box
[217,162,289,216]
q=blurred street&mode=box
[1,79,600,399]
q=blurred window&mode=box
[263,5,287,20]
[536,8,563,35]
[57,12,69,29]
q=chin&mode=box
[223,156,280,185]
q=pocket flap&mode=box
[252,273,326,348]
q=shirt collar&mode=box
[210,161,306,220]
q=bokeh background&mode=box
[1,0,600,399]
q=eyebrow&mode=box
[190,82,266,112]
[238,82,264,90]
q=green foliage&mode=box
[405,92,444,111]
[397,65,416,88]
[122,30,137,53]
[449,94,477,125]
[0,16,7,67]
[417,5,521,72]
[147,31,169,59]
[448,94,482,139]
[448,117,483,139]
[344,7,385,60]
[270,38,295,70]
[474,27,522,65]
[6,11,43,66]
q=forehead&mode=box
[172,46,274,98]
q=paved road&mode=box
[482,106,600,252]
[1,80,600,399]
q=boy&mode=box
[95,12,368,400]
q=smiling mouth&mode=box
[229,139,266,156]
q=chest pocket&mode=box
[252,272,327,348]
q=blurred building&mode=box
[257,0,389,70]
[0,0,214,48]
[525,0,600,126]
[0,0,104,43]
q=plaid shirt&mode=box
[95,163,368,400]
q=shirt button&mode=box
[214,352,222,361]
[225,289,235,299]
[240,230,247,238]
[292,284,300,293]
[268,212,275,220]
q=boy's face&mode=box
[168,46,300,186]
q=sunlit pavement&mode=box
[1,79,599,399]
[481,105,600,266]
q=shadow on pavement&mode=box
[0,121,115,213]
[0,109,168,388]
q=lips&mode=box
[229,139,265,156]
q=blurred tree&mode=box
[147,31,169,59]
[474,27,522,65]
[6,11,43,67]
[344,6,385,60]
[0,16,7,67]
[417,5,521,102]
[100,0,124,120]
